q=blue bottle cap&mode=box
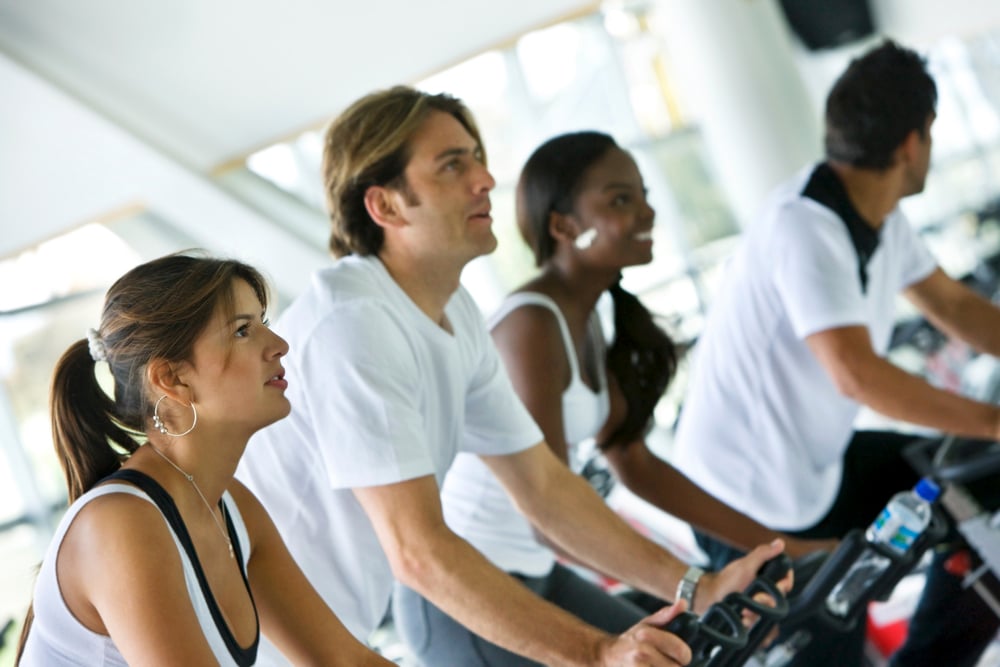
[915,477,941,502]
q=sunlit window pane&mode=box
[0,224,138,313]
[516,25,581,102]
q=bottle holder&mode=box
[782,507,948,636]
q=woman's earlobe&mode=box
[550,211,596,250]
[549,211,580,246]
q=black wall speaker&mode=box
[778,0,875,51]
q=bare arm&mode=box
[230,482,392,667]
[483,443,787,613]
[491,303,813,567]
[353,475,693,667]
[906,267,1000,356]
[604,439,834,559]
[806,325,1000,440]
[59,494,235,665]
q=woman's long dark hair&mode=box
[516,131,678,449]
[17,251,268,662]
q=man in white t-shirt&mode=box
[238,86,788,666]
[674,40,1000,667]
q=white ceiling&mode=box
[0,0,592,172]
[3,0,1000,277]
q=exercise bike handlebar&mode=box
[660,507,946,667]
[664,554,792,667]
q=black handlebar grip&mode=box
[757,553,793,584]
[663,611,700,644]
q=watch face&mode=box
[677,566,703,605]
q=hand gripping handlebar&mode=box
[664,554,792,667]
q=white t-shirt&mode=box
[441,292,611,576]
[21,482,253,666]
[237,255,542,641]
[674,166,937,530]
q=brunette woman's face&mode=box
[183,279,290,437]
[567,147,656,269]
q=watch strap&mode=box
[676,565,704,609]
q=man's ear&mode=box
[897,128,922,165]
[363,185,406,230]
[146,358,192,405]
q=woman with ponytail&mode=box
[486,132,835,555]
[18,252,391,666]
[394,132,819,664]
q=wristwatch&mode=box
[676,565,704,609]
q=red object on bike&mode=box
[944,550,972,577]
[867,611,909,658]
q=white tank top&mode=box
[20,473,257,666]
[440,292,611,576]
[491,293,609,446]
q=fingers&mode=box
[740,539,792,589]
[740,590,774,628]
[777,568,795,596]
[643,598,688,627]
[599,601,693,666]
[751,538,786,563]
[728,539,783,585]
[626,624,693,667]
[752,541,795,595]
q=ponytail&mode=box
[17,340,138,663]
[50,340,137,503]
[599,282,678,450]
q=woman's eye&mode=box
[262,317,271,328]
[235,324,251,338]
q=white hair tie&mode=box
[86,328,108,362]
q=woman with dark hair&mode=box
[488,131,831,559]
[392,132,806,665]
[17,252,391,666]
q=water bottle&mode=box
[825,477,941,617]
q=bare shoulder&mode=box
[56,487,186,632]
[492,293,564,350]
[224,477,293,559]
[225,479,270,531]
[61,489,178,563]
[226,477,262,511]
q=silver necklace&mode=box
[148,444,235,559]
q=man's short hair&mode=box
[825,40,937,169]
[321,86,484,257]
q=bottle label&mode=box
[888,524,919,552]
[872,508,918,554]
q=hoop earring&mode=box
[152,395,198,438]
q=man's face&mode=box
[389,110,497,268]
